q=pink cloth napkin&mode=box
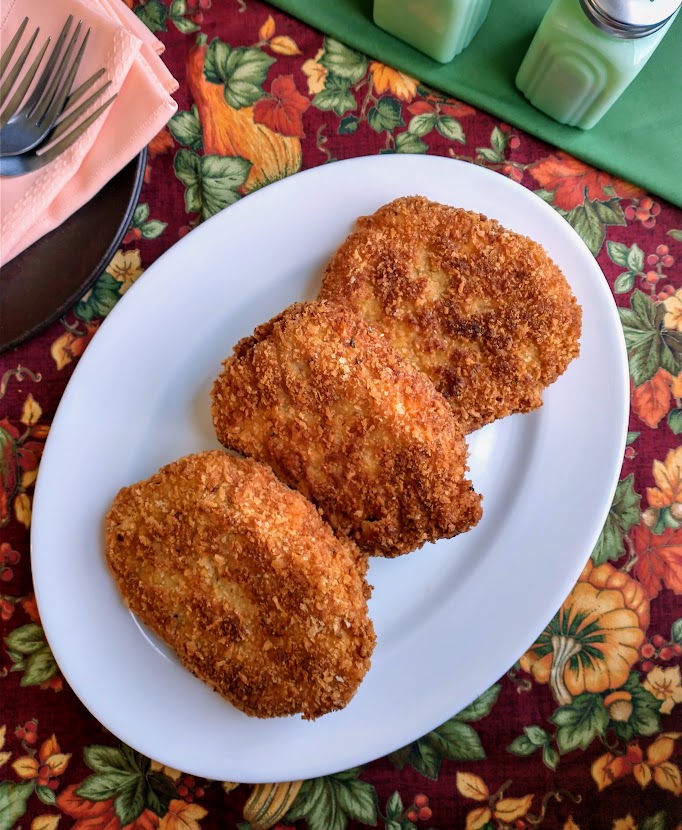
[0,0,178,267]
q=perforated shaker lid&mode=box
[580,0,682,37]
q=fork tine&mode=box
[38,28,90,129]
[0,25,39,106]
[0,36,50,127]
[0,93,116,176]
[48,79,112,144]
[37,93,116,161]
[30,19,80,123]
[30,19,80,124]
[22,15,73,117]
[0,16,28,77]
[63,67,105,112]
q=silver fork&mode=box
[0,92,117,176]
[0,16,107,157]
[0,16,74,137]
[0,17,40,103]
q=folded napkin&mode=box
[0,0,178,267]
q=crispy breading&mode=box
[319,196,582,432]
[211,300,482,558]
[105,450,375,720]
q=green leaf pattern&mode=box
[204,39,274,109]
[0,782,34,830]
[285,768,378,830]
[3,11,682,830]
[388,685,500,780]
[591,474,641,565]
[4,624,58,687]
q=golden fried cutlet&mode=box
[319,196,582,433]
[211,300,482,558]
[105,450,375,720]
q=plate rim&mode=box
[0,148,147,354]
[31,154,630,782]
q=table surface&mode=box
[2,2,682,829]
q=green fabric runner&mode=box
[269,0,682,207]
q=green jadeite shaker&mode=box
[516,0,681,129]
[373,0,492,63]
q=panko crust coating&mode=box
[105,450,375,720]
[211,300,482,558]
[319,196,582,432]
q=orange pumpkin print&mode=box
[187,37,301,194]
[520,562,648,705]
[3,6,682,828]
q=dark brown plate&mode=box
[0,148,147,354]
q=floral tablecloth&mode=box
[2,2,682,829]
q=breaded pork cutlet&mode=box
[105,450,374,720]
[319,196,582,432]
[211,300,482,558]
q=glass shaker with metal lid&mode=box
[516,0,682,129]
